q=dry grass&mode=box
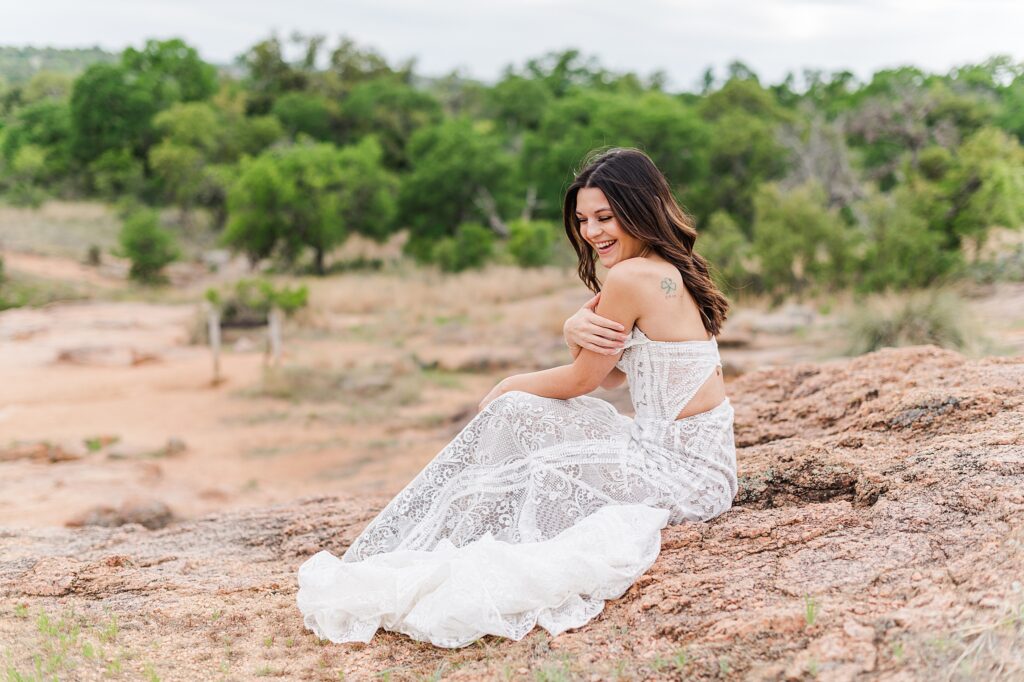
[842,288,992,356]
[305,263,578,317]
[0,269,92,308]
[0,201,120,259]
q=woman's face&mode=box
[574,186,647,268]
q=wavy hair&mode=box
[562,147,729,336]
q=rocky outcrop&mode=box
[1,346,1022,681]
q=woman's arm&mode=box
[562,292,629,389]
[600,366,628,390]
[563,292,628,357]
[489,265,641,402]
[567,329,627,389]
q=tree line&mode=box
[0,35,1022,294]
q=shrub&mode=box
[5,182,46,208]
[855,187,960,292]
[507,219,557,268]
[117,209,180,283]
[208,278,309,327]
[699,210,754,294]
[844,289,972,355]
[433,222,495,273]
[963,243,1024,284]
[90,148,145,199]
[751,181,855,298]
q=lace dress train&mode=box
[297,326,737,648]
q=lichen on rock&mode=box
[1,345,1022,680]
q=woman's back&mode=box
[608,256,728,419]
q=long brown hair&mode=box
[562,147,729,336]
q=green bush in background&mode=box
[433,222,495,273]
[117,208,180,283]
[507,219,557,268]
[845,289,971,354]
[699,210,753,294]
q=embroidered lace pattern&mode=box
[297,325,737,648]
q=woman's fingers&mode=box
[584,342,623,355]
[584,314,628,338]
[585,333,625,353]
[587,311,626,333]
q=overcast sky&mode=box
[3,0,1021,91]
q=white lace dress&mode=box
[297,325,737,648]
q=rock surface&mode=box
[1,345,1022,681]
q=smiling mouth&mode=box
[593,239,617,255]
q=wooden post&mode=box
[268,306,283,366]
[207,304,222,385]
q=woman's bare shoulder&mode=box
[606,257,677,295]
[605,256,665,281]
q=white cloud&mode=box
[0,0,1020,89]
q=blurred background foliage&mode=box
[0,36,1022,294]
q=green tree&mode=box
[941,126,1024,256]
[433,222,495,272]
[690,79,793,225]
[399,118,514,261]
[20,71,74,103]
[698,210,754,294]
[148,102,223,223]
[69,63,158,164]
[337,78,442,169]
[89,148,145,199]
[522,89,711,221]
[117,209,181,283]
[751,181,855,298]
[121,38,218,106]
[4,143,48,206]
[1,100,74,181]
[326,36,409,89]
[237,35,312,115]
[271,92,336,141]
[486,74,552,133]
[856,187,958,291]
[506,219,558,267]
[224,137,397,273]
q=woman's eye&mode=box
[598,216,611,222]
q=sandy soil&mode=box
[1,345,1022,681]
[2,250,1022,533]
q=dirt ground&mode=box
[2,245,1023,533]
[1,343,1021,681]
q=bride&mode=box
[297,147,737,649]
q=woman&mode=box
[296,147,737,648]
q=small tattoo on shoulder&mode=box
[660,277,678,298]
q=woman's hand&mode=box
[478,379,509,413]
[563,293,629,355]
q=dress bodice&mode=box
[615,325,723,421]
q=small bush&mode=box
[845,289,973,355]
[117,209,180,284]
[700,210,754,294]
[90,148,145,200]
[855,187,959,292]
[507,219,557,267]
[6,182,46,208]
[0,269,84,310]
[207,278,309,328]
[433,222,494,273]
[963,243,1024,285]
